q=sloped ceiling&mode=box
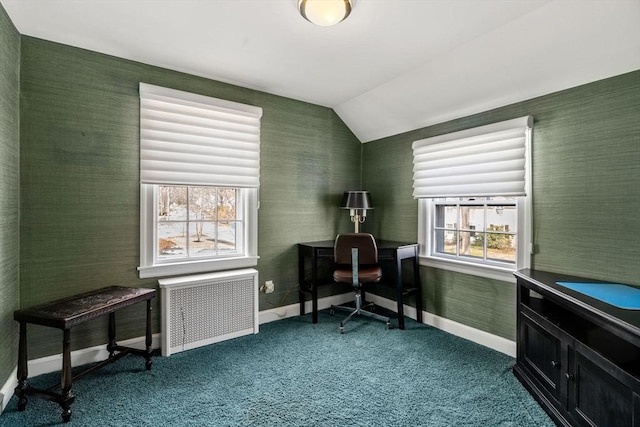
[3,0,639,142]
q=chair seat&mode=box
[333,265,382,284]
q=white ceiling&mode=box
[3,0,639,142]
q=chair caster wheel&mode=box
[339,324,344,334]
[386,321,391,330]
[330,309,335,316]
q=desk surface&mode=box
[299,239,418,250]
[14,286,156,329]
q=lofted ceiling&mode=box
[2,0,639,142]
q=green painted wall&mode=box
[0,3,20,394]
[19,36,360,359]
[363,70,640,340]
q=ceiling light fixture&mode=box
[298,0,352,27]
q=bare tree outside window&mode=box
[157,186,242,261]
[434,198,517,264]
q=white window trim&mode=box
[138,185,259,279]
[414,116,533,283]
[418,196,531,283]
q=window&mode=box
[138,83,261,278]
[157,186,243,261]
[433,197,517,264]
[413,117,532,281]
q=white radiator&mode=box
[158,268,259,356]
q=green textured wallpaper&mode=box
[5,9,638,377]
[19,36,360,359]
[363,70,640,340]
[0,3,20,394]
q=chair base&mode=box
[330,291,390,334]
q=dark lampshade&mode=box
[340,191,374,210]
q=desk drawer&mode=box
[378,248,396,260]
[316,248,334,258]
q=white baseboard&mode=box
[26,333,162,379]
[366,294,516,357]
[258,292,352,324]
[258,292,515,356]
[0,333,161,414]
[1,366,17,412]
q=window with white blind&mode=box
[412,117,533,281]
[138,83,262,279]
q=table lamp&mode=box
[341,191,373,233]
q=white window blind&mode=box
[139,83,262,187]
[412,116,533,198]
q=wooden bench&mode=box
[14,286,156,422]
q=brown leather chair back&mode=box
[334,233,378,265]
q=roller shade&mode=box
[140,83,262,187]
[412,116,532,198]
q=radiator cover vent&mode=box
[158,268,259,356]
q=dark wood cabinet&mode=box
[514,269,640,427]
[519,309,563,406]
[569,342,637,427]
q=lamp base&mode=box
[351,214,365,233]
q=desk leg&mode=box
[298,247,306,317]
[15,321,28,411]
[145,299,153,370]
[298,288,306,317]
[395,257,406,330]
[413,258,423,324]
[61,328,74,422]
[311,252,319,324]
[312,285,319,324]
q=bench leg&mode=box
[60,328,74,422]
[107,312,116,357]
[15,321,28,411]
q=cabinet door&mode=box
[519,311,563,404]
[568,344,639,427]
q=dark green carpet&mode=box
[1,312,553,426]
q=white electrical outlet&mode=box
[264,280,275,293]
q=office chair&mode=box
[330,233,391,334]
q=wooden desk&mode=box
[14,286,156,423]
[298,239,422,330]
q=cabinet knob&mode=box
[551,360,560,368]
[565,373,574,382]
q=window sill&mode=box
[138,256,259,279]
[418,255,516,283]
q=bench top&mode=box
[14,286,156,329]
